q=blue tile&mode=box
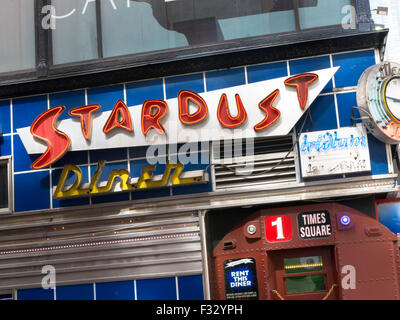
[0,135,11,156]
[87,84,124,112]
[368,133,388,175]
[56,284,94,300]
[336,92,359,128]
[289,55,333,93]
[165,73,204,99]
[126,78,164,106]
[52,151,88,168]
[178,275,204,300]
[13,95,47,132]
[132,187,171,200]
[13,134,38,172]
[136,277,177,300]
[205,68,246,92]
[0,99,11,134]
[90,148,127,163]
[129,144,168,159]
[333,49,376,88]
[296,95,338,133]
[17,288,54,300]
[130,158,166,178]
[96,281,134,300]
[247,61,288,84]
[49,90,86,121]
[14,171,50,212]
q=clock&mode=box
[357,61,400,144]
[383,76,400,121]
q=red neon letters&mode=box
[103,100,133,133]
[178,90,208,125]
[30,73,318,169]
[254,89,281,131]
[69,104,100,140]
[284,73,318,109]
[142,100,168,135]
[217,94,247,128]
[30,106,71,170]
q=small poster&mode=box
[297,210,332,240]
[224,258,258,300]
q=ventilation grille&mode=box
[212,135,297,190]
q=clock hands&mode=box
[386,96,400,103]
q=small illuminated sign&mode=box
[224,257,258,300]
[265,215,292,243]
[297,211,332,240]
[299,126,371,178]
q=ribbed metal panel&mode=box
[0,210,202,290]
[213,136,297,190]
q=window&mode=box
[0,0,36,73]
[284,256,326,294]
[0,158,11,212]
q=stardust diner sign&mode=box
[18,68,338,199]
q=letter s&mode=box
[31,106,70,169]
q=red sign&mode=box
[264,215,292,242]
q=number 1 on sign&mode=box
[271,217,285,240]
[265,215,292,243]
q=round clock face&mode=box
[384,76,400,121]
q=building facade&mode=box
[0,0,399,300]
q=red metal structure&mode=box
[211,203,400,300]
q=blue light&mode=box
[340,215,351,226]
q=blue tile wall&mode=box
[95,280,134,300]
[17,288,54,300]
[247,61,288,83]
[56,284,94,300]
[16,275,204,300]
[13,95,47,132]
[368,133,389,175]
[13,135,37,172]
[0,100,11,134]
[136,277,177,300]
[296,94,338,133]
[126,78,164,106]
[14,171,50,212]
[205,68,246,91]
[165,73,204,99]
[336,92,359,128]
[87,84,124,112]
[178,275,204,300]
[333,49,376,88]
[289,55,333,93]
[49,90,86,121]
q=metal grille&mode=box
[0,209,202,290]
[212,135,297,190]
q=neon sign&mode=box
[17,68,339,169]
[54,161,206,199]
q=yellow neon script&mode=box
[54,161,204,199]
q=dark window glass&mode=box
[0,162,8,209]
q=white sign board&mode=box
[17,67,338,155]
[299,126,371,178]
